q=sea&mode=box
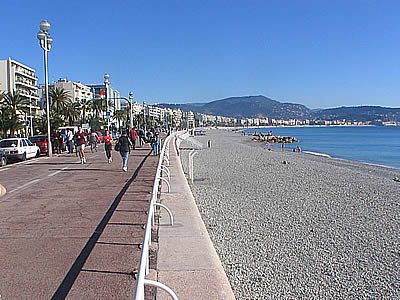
[244,126,400,169]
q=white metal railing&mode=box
[188,150,198,184]
[174,131,202,183]
[134,133,178,300]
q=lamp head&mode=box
[37,31,46,41]
[39,20,51,32]
[47,35,53,49]
[104,73,110,84]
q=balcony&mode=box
[18,89,39,100]
[15,80,37,90]
[15,68,38,80]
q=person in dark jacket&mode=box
[118,130,132,172]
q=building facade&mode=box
[87,84,121,110]
[0,58,41,136]
[54,79,93,104]
[182,111,195,129]
[0,58,40,115]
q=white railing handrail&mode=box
[134,132,178,300]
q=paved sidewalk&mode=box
[156,141,236,299]
[0,145,157,299]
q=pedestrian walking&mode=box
[129,127,138,150]
[74,127,87,164]
[89,131,100,152]
[150,132,160,156]
[66,129,74,154]
[138,128,145,147]
[60,131,67,152]
[103,130,113,163]
[116,130,132,172]
[53,130,62,154]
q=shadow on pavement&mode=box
[51,152,151,299]
[28,162,73,165]
[59,168,126,173]
[81,269,134,276]
[97,241,141,247]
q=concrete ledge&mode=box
[156,139,235,299]
[157,270,234,300]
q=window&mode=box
[0,140,18,147]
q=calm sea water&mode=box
[244,126,400,169]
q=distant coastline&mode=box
[232,125,400,170]
[163,95,400,126]
[229,124,378,131]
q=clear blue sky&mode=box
[3,0,400,108]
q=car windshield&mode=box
[0,140,18,148]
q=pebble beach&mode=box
[181,129,400,300]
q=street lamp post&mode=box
[104,73,110,131]
[37,20,53,157]
[143,101,147,132]
[29,103,34,137]
[107,97,133,130]
[128,92,134,129]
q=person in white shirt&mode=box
[66,129,74,154]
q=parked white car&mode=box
[0,138,40,161]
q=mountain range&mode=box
[159,95,400,123]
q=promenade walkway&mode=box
[154,137,235,299]
[0,144,157,299]
[0,136,235,299]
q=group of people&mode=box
[110,127,160,171]
[130,127,161,155]
[54,129,100,155]
[67,127,160,172]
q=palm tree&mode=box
[77,98,92,124]
[91,98,104,118]
[49,87,71,114]
[0,91,30,136]
[113,109,127,130]
[88,114,104,131]
[1,90,30,113]
[64,101,81,125]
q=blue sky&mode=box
[2,0,400,108]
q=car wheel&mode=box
[21,153,27,161]
[36,150,40,158]
[0,157,6,167]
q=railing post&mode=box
[188,150,197,184]
[161,165,171,180]
[134,133,178,300]
[154,203,174,225]
[157,176,171,192]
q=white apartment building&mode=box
[148,105,164,121]
[172,108,182,128]
[112,89,121,111]
[0,58,40,115]
[53,79,93,103]
[182,111,195,129]
[39,79,94,109]
[131,102,143,115]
